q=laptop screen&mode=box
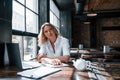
[0,43,5,67]
[6,43,23,69]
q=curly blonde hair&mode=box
[38,22,60,45]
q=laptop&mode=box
[17,66,61,79]
[6,43,41,70]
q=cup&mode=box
[79,44,83,50]
[103,45,110,53]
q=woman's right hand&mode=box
[37,54,47,63]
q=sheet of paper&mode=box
[22,61,42,67]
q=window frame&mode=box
[12,0,39,61]
[50,0,60,29]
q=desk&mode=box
[0,65,75,80]
[74,67,113,80]
[42,66,74,80]
[0,62,114,80]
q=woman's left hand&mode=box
[41,58,61,65]
[51,59,62,65]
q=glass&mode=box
[23,36,37,61]
[78,44,83,50]
[50,11,60,29]
[12,35,24,60]
[12,1,25,31]
[26,0,38,13]
[56,17,60,29]
[26,9,38,33]
[50,11,54,25]
[17,0,25,5]
[50,0,60,28]
[50,0,59,18]
[12,35,37,61]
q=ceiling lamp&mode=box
[87,13,97,16]
[86,0,97,17]
[87,9,97,17]
[83,21,91,24]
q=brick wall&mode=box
[72,17,120,49]
[96,17,120,48]
[72,20,90,48]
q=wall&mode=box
[0,0,12,43]
[72,17,120,50]
[96,17,120,49]
[0,0,12,67]
[72,19,90,48]
[60,11,72,46]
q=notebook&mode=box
[6,43,41,70]
[21,61,42,69]
[17,66,61,79]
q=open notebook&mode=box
[17,66,61,79]
[21,61,41,69]
[6,43,41,70]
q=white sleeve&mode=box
[38,44,47,54]
[62,39,70,56]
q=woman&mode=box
[37,22,70,65]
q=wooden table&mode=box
[0,63,114,80]
[74,67,113,80]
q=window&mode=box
[12,1,25,31]
[26,0,38,13]
[50,0,60,29]
[12,35,37,61]
[12,0,38,61]
[26,9,38,33]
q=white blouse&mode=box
[38,36,70,57]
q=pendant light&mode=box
[87,0,97,17]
